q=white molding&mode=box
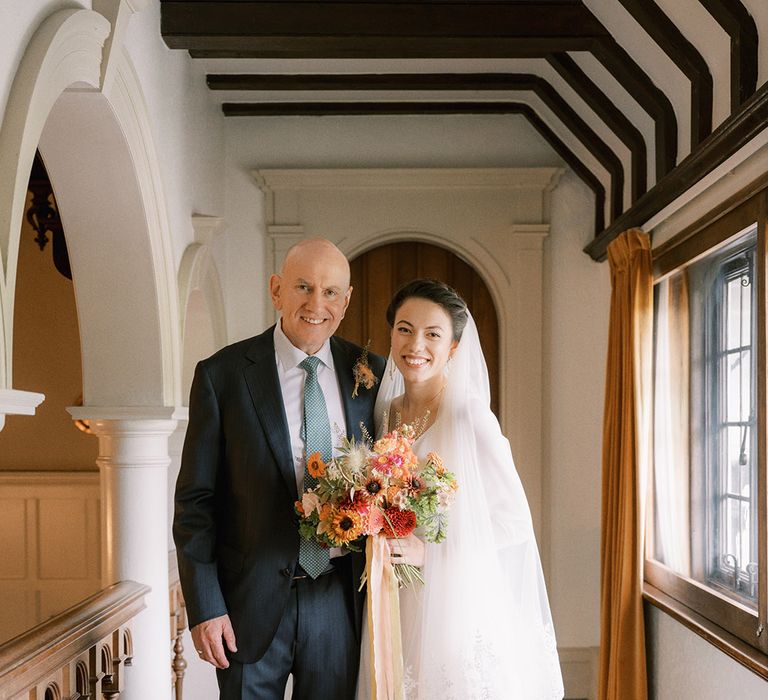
[559,646,599,699]
[253,167,564,192]
[0,388,45,415]
[647,131,768,249]
[0,9,109,389]
[191,214,225,246]
[67,406,184,422]
[0,471,99,487]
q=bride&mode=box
[358,279,564,699]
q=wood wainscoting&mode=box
[0,471,101,644]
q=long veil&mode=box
[372,313,564,699]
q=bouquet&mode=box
[295,423,458,587]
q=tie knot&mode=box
[300,355,322,376]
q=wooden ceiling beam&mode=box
[618,0,713,149]
[547,53,646,202]
[591,36,678,180]
[584,82,768,261]
[161,1,608,57]
[698,0,758,110]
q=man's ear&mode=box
[341,285,353,318]
[269,274,282,310]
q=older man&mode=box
[174,238,386,698]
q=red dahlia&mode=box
[382,507,417,538]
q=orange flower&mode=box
[330,508,363,544]
[427,451,445,475]
[295,500,305,516]
[307,452,327,478]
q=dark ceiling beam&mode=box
[698,0,758,109]
[617,0,713,149]
[584,81,768,261]
[547,53,646,202]
[210,72,625,218]
[161,1,607,57]
[591,36,678,181]
[516,104,606,234]
[222,100,608,231]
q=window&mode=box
[646,189,768,671]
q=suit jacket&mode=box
[173,326,386,663]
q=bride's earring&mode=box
[445,356,452,376]
[388,358,396,380]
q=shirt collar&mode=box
[274,320,334,371]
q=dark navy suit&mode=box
[173,327,385,698]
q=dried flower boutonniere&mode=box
[352,341,378,398]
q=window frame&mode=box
[647,186,768,674]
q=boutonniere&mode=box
[352,341,378,398]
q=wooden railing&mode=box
[169,553,188,700]
[0,581,149,700]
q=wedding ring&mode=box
[196,649,203,654]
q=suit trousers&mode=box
[216,565,360,700]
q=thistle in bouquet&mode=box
[295,423,458,588]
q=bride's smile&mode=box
[390,297,457,389]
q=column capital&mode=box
[0,389,46,431]
[67,405,185,432]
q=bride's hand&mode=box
[387,533,425,566]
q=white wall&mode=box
[646,606,768,699]
[223,113,561,342]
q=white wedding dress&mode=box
[357,315,564,700]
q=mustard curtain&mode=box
[598,229,652,700]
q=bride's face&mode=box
[390,297,458,386]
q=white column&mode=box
[68,406,179,700]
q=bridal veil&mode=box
[373,313,564,699]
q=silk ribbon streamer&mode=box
[366,534,405,700]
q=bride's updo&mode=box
[385,279,469,342]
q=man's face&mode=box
[270,244,352,355]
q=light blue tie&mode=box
[298,356,332,578]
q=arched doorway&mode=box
[338,240,499,415]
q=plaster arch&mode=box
[0,7,181,406]
[178,235,227,403]
[0,8,109,390]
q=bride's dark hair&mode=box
[386,278,469,341]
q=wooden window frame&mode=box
[648,184,768,677]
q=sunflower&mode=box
[306,451,327,478]
[361,474,385,502]
[406,474,426,498]
[330,508,363,544]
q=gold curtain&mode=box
[598,229,652,700]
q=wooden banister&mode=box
[0,580,149,700]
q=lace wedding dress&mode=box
[357,315,564,700]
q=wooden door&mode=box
[339,241,499,415]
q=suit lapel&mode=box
[331,338,368,442]
[244,329,298,499]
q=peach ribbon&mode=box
[366,534,405,700]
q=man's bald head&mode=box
[281,238,351,286]
[270,238,353,354]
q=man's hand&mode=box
[191,614,237,669]
[387,533,425,567]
